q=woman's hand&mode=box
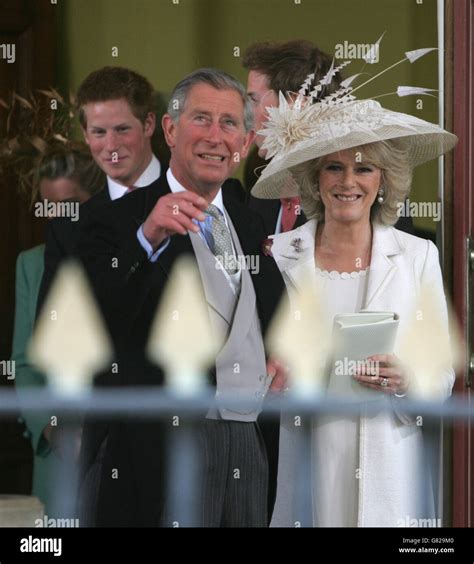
[353,354,411,395]
[267,358,289,393]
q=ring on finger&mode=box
[380,377,389,387]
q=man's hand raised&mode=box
[142,191,209,251]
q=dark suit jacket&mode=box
[36,186,113,317]
[76,174,286,526]
[248,195,307,236]
[37,176,247,317]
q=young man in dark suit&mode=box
[37,66,162,312]
[243,41,337,235]
[76,69,286,527]
[33,67,163,475]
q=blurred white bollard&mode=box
[0,495,44,527]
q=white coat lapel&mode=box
[364,224,403,309]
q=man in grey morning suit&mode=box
[77,69,286,527]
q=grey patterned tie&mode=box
[205,204,238,275]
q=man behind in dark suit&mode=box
[76,69,286,527]
[243,40,414,236]
[37,66,163,312]
[243,41,339,235]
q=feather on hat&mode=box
[251,48,458,199]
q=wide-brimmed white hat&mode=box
[251,59,458,199]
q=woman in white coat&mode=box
[251,83,457,527]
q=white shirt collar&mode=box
[166,168,224,213]
[107,154,161,201]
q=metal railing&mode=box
[1,386,471,527]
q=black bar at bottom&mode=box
[0,526,472,561]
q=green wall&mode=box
[56,0,441,232]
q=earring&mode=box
[377,187,385,204]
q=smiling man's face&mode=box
[82,98,155,187]
[162,83,253,197]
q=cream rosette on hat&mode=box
[251,59,458,200]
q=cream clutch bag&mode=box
[325,311,399,400]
